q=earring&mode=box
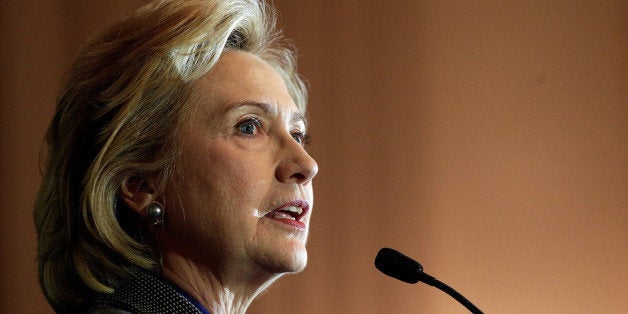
[146,201,165,226]
[144,201,165,269]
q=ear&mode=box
[120,177,158,216]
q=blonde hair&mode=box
[34,0,306,312]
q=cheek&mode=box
[212,150,274,199]
[186,154,273,227]
[214,159,265,199]
[170,139,276,225]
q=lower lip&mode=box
[268,217,306,229]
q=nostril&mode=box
[291,173,306,182]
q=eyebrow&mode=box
[231,101,308,127]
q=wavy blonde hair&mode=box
[34,0,306,312]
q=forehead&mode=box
[195,50,298,114]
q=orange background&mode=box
[1,1,626,313]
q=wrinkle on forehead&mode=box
[195,50,301,120]
[204,51,291,98]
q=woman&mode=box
[33,0,318,313]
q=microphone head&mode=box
[375,247,423,284]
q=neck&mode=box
[160,250,281,314]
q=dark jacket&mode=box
[87,268,202,314]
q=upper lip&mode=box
[266,200,309,221]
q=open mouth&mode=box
[265,200,309,228]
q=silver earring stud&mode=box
[146,202,164,226]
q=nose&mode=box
[276,136,318,184]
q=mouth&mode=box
[264,200,309,229]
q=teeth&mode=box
[284,206,303,215]
[272,212,296,220]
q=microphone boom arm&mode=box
[418,272,483,314]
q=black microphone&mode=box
[375,247,484,314]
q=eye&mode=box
[291,131,312,146]
[236,117,263,135]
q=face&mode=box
[162,50,318,277]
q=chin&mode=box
[286,249,308,273]
[260,246,308,274]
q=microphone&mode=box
[375,247,484,314]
